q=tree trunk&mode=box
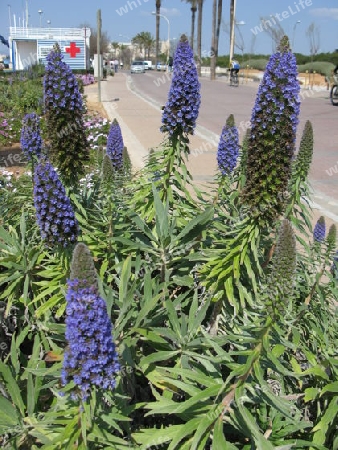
[156,0,161,61]
[229,0,235,64]
[210,0,217,80]
[190,3,197,53]
[215,0,222,57]
[196,0,203,77]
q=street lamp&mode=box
[292,20,301,51]
[152,11,170,72]
[47,20,51,28]
[38,9,43,27]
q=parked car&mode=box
[131,61,146,74]
[156,62,167,71]
[143,61,153,70]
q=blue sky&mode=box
[1,0,338,57]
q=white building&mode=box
[9,26,91,71]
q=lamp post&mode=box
[47,20,51,28]
[152,11,170,73]
[292,20,301,51]
[38,9,43,27]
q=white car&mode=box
[131,61,146,74]
[156,62,167,71]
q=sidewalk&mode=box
[84,74,338,226]
[84,73,218,185]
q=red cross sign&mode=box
[65,42,80,58]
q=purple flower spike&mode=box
[62,243,119,400]
[43,43,89,185]
[217,114,239,175]
[20,113,43,161]
[33,159,79,247]
[313,216,326,242]
[161,34,201,139]
[106,119,124,171]
[242,36,301,224]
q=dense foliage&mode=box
[0,36,337,450]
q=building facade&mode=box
[9,26,91,70]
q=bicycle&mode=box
[330,74,338,106]
[229,70,239,87]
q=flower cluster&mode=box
[242,36,301,225]
[76,73,95,86]
[20,113,42,161]
[33,160,79,246]
[44,44,83,113]
[62,243,119,399]
[0,169,14,189]
[106,119,124,171]
[84,114,110,150]
[313,216,326,243]
[217,114,239,175]
[161,35,201,139]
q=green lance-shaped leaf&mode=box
[266,219,297,315]
[292,120,313,183]
[70,242,99,293]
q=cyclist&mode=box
[230,59,240,80]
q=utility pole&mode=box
[229,0,237,65]
[97,9,102,102]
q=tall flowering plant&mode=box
[241,36,300,225]
[20,113,42,161]
[62,243,119,400]
[161,34,200,151]
[33,159,79,247]
[44,43,89,186]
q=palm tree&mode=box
[182,0,198,52]
[111,41,120,59]
[155,0,161,61]
[196,0,204,76]
[229,0,235,63]
[132,32,155,59]
[215,0,222,57]
[210,0,222,80]
[210,0,217,80]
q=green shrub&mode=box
[297,61,335,77]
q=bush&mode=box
[297,61,335,77]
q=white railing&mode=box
[9,27,91,39]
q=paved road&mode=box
[125,69,338,222]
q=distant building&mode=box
[9,26,91,70]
